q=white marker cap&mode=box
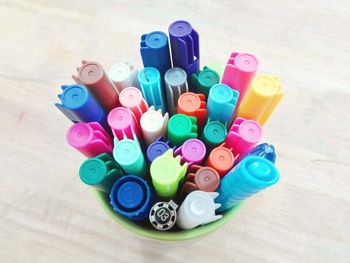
[108,62,139,93]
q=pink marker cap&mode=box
[224,117,263,156]
[66,122,112,158]
[119,87,149,122]
[174,138,206,166]
[107,107,140,140]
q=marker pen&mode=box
[108,62,139,93]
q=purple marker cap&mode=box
[175,138,206,166]
[147,138,170,163]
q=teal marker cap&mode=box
[201,119,228,150]
[191,66,220,98]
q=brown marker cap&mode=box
[78,61,104,85]
[194,167,220,192]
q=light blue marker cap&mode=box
[207,84,239,124]
[138,67,166,113]
[216,156,279,212]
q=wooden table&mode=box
[1,0,349,262]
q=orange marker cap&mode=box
[206,146,235,177]
[177,92,207,128]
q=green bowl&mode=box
[94,189,242,241]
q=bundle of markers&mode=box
[55,20,284,231]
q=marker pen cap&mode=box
[221,52,259,111]
[66,122,112,158]
[207,84,239,124]
[149,200,178,231]
[206,146,235,177]
[55,84,107,127]
[138,67,166,113]
[177,92,207,129]
[183,165,220,193]
[108,62,139,93]
[113,137,147,178]
[174,138,206,166]
[191,66,220,98]
[201,119,228,150]
[147,138,170,163]
[168,20,200,79]
[164,67,189,115]
[119,87,149,122]
[208,63,225,78]
[74,60,119,111]
[150,149,188,199]
[167,114,198,147]
[238,75,284,125]
[216,156,279,212]
[109,175,153,220]
[176,191,222,230]
[107,107,140,140]
[140,31,171,77]
[235,143,276,165]
[225,117,263,157]
[140,106,169,146]
[79,153,123,193]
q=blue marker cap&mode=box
[138,67,166,113]
[109,175,153,220]
[146,137,170,163]
[55,84,107,127]
[168,20,199,80]
[140,31,171,77]
[215,156,279,212]
[235,143,276,165]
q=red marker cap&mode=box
[177,92,207,129]
[206,146,235,177]
[183,165,220,193]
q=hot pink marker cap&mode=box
[66,122,112,158]
[221,52,258,113]
[107,107,140,140]
[224,117,263,157]
[174,138,206,166]
[119,87,149,122]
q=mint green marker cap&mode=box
[208,63,225,78]
[201,119,228,150]
[79,153,123,193]
[113,137,148,177]
[167,114,198,147]
[191,66,220,98]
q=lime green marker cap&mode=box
[207,63,225,78]
[167,114,198,147]
[201,119,228,150]
[191,66,220,98]
[79,153,123,193]
[150,149,188,199]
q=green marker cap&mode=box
[167,114,197,147]
[191,66,220,98]
[79,153,123,193]
[201,119,228,150]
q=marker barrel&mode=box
[167,114,198,147]
[191,66,220,98]
[119,87,149,122]
[108,62,139,93]
[182,165,220,193]
[206,146,236,177]
[235,143,276,166]
[238,75,284,125]
[216,156,279,212]
[107,107,140,140]
[110,175,154,220]
[201,119,228,151]
[164,67,189,115]
[79,153,123,193]
[177,92,207,129]
[147,137,170,163]
[140,31,171,77]
[66,122,113,158]
[74,60,119,111]
[168,20,200,80]
[174,138,206,166]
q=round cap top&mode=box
[168,114,192,137]
[164,67,187,86]
[252,75,280,96]
[147,141,170,162]
[185,191,215,217]
[242,156,279,186]
[198,69,220,88]
[107,107,133,130]
[238,119,262,143]
[108,63,131,82]
[117,181,145,210]
[61,84,88,109]
[145,31,168,49]
[181,139,206,163]
[149,201,177,231]
[208,147,234,171]
[178,92,201,113]
[79,158,106,185]
[234,53,259,72]
[138,67,160,84]
[113,139,140,166]
[78,62,104,85]
[203,121,227,144]
[119,87,143,108]
[151,156,181,185]
[67,123,93,147]
[195,167,220,192]
[210,84,235,104]
[169,20,193,37]
[140,110,164,132]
